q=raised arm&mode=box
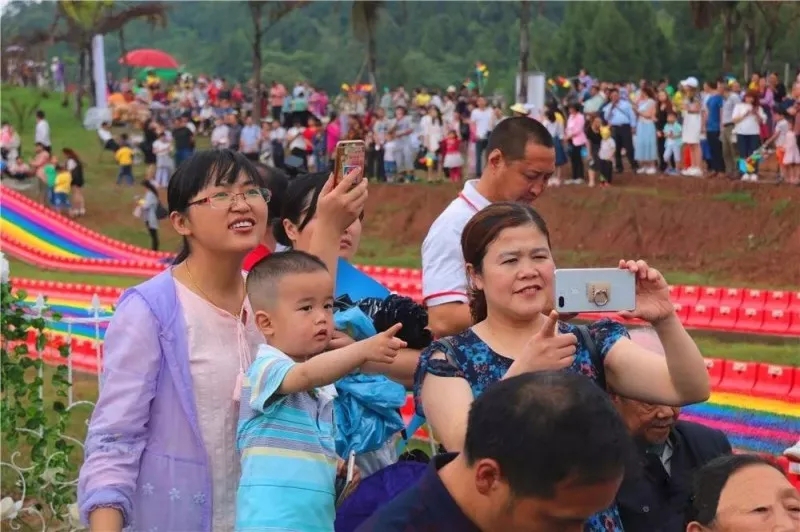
[78,293,161,531]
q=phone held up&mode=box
[553,268,636,314]
[333,140,366,188]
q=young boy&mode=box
[383,131,398,183]
[43,155,58,205]
[662,111,683,175]
[114,133,134,186]
[52,163,72,215]
[237,250,405,532]
[598,126,616,186]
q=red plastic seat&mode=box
[697,286,722,307]
[742,289,768,310]
[752,363,795,399]
[764,290,791,311]
[790,291,800,313]
[672,302,689,323]
[704,358,725,389]
[685,304,713,329]
[735,307,765,333]
[788,368,800,402]
[678,285,700,306]
[668,285,681,303]
[717,360,758,394]
[709,305,737,332]
[788,310,800,337]
[761,309,791,335]
[720,287,744,309]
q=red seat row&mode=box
[704,358,800,401]
[675,302,800,336]
[669,285,800,312]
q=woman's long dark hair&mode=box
[272,172,328,247]
[62,147,82,166]
[167,149,266,264]
[461,202,551,323]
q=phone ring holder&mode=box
[587,282,611,307]
[592,289,609,307]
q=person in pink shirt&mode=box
[269,81,287,122]
[325,113,341,169]
[565,103,588,183]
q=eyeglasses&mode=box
[187,188,271,209]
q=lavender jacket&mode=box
[78,270,213,531]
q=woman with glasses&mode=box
[78,150,367,532]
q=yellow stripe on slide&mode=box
[0,220,81,258]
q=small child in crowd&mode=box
[383,131,398,183]
[52,162,72,215]
[598,126,616,186]
[441,129,463,183]
[662,111,683,175]
[43,155,58,205]
[236,251,405,531]
[115,133,135,186]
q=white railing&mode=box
[1,289,109,531]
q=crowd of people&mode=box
[73,107,799,532]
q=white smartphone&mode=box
[554,268,636,314]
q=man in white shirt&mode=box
[470,97,495,176]
[35,110,51,153]
[721,81,742,178]
[421,116,555,337]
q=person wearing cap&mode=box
[721,80,742,178]
[509,103,528,117]
[679,77,704,177]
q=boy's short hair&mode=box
[246,250,328,312]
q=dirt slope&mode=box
[363,175,800,287]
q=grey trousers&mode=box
[722,124,737,175]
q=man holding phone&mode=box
[421,116,555,338]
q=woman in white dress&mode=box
[420,106,444,183]
[680,78,704,177]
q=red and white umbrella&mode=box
[119,49,179,69]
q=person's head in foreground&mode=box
[246,249,333,360]
[446,371,632,532]
[462,201,553,323]
[168,149,269,265]
[480,116,555,203]
[609,328,678,447]
[274,171,363,261]
[685,454,799,532]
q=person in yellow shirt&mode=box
[52,163,72,215]
[115,133,135,186]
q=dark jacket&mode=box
[616,420,732,532]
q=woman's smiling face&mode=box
[469,223,555,322]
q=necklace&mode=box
[184,261,244,320]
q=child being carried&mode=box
[236,250,405,532]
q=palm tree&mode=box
[351,1,384,108]
[518,0,531,103]
[22,0,168,117]
[247,0,308,121]
[688,1,739,74]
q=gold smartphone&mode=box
[333,140,366,187]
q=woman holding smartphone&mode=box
[413,202,710,532]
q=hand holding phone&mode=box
[336,450,359,507]
[616,259,674,324]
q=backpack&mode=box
[155,202,168,220]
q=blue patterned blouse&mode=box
[412,318,630,532]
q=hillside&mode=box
[3,1,799,95]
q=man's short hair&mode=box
[463,371,633,498]
[246,249,328,311]
[485,116,553,163]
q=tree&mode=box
[688,1,740,73]
[247,0,308,122]
[518,0,530,103]
[21,0,167,118]
[756,1,800,72]
[351,1,384,108]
